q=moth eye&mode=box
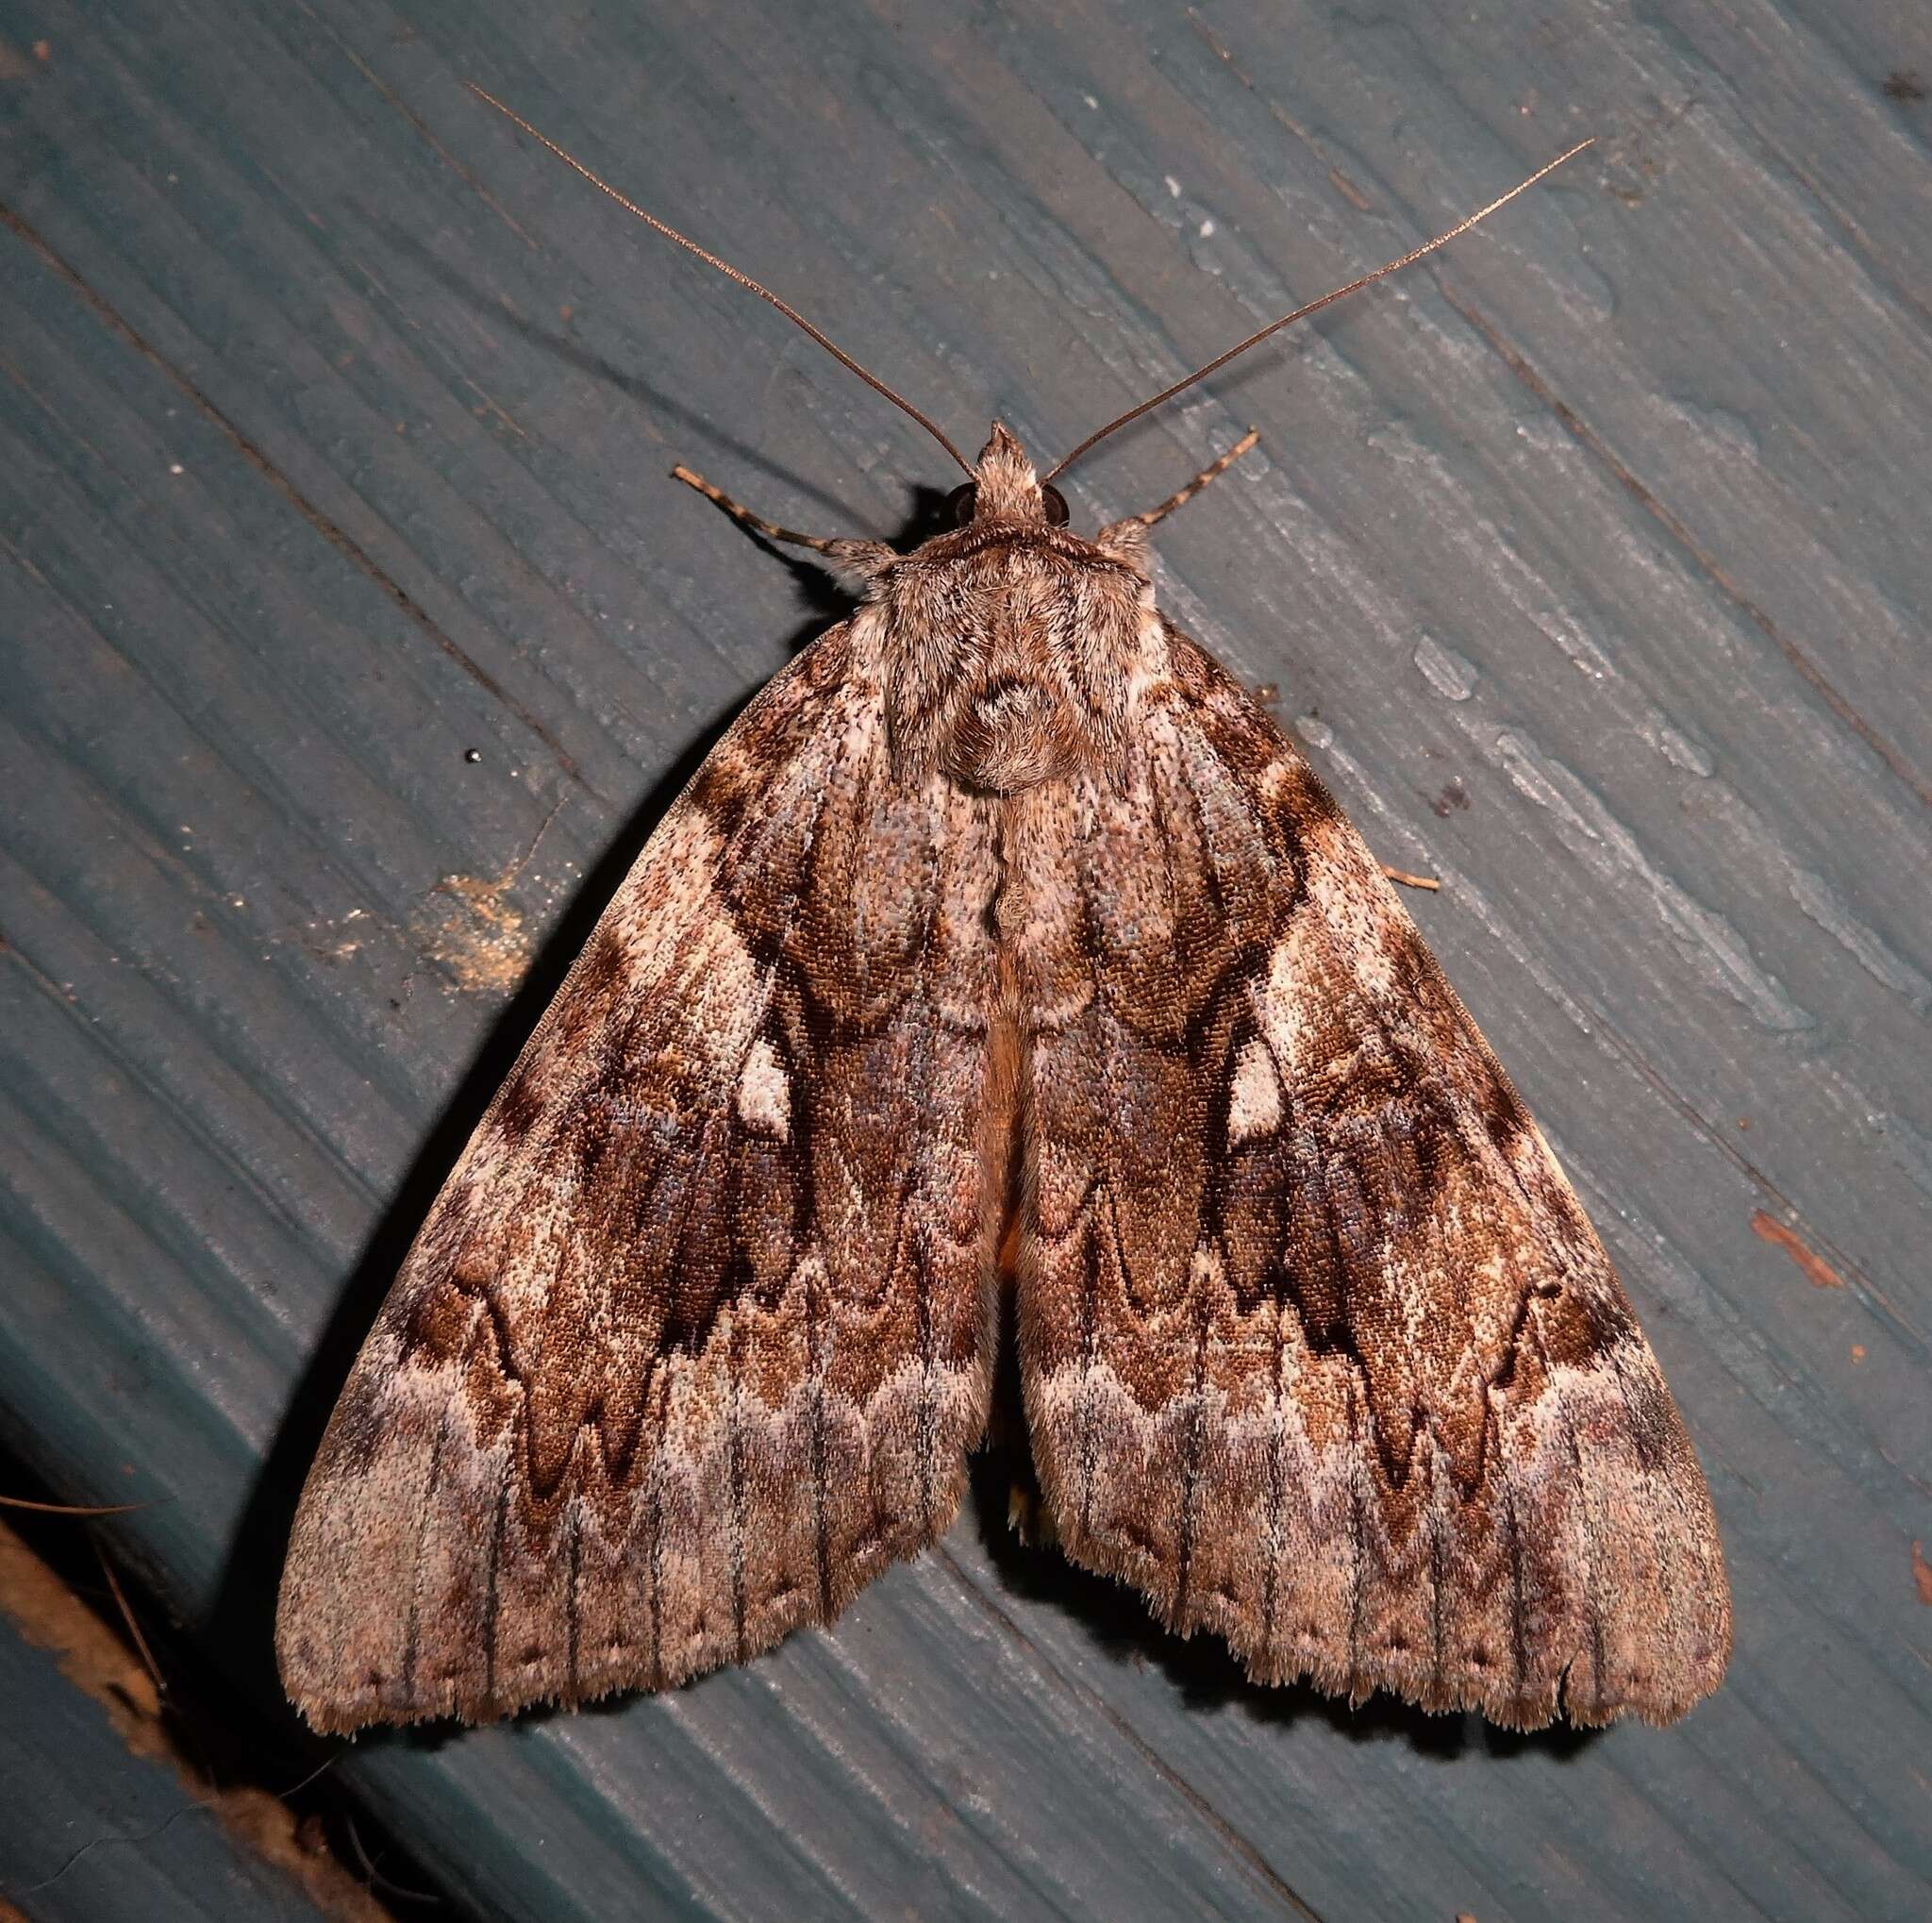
[945,482,978,527]
[1041,484,1070,527]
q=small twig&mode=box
[93,1539,167,1702]
[0,1494,146,1515]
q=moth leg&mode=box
[1114,426,1262,531]
[1381,863,1441,892]
[673,464,893,576]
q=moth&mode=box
[276,93,1731,1735]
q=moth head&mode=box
[945,421,1070,530]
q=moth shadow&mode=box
[375,208,952,554]
[968,1353,1600,1765]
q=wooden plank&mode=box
[0,1614,310,1921]
[1,1,1927,1918]
[0,1521,375,1921]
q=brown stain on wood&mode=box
[420,871,538,995]
[418,799,567,995]
[1749,1210,1845,1290]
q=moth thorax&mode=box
[941,674,1079,794]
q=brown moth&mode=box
[276,96,1730,1734]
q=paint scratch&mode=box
[1750,1210,1845,1290]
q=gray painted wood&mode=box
[2,1,1928,1917]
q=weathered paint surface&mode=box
[2,1,1928,1917]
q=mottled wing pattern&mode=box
[277,623,1002,1732]
[1010,620,1730,1729]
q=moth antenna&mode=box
[1044,140,1593,481]
[465,83,974,477]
